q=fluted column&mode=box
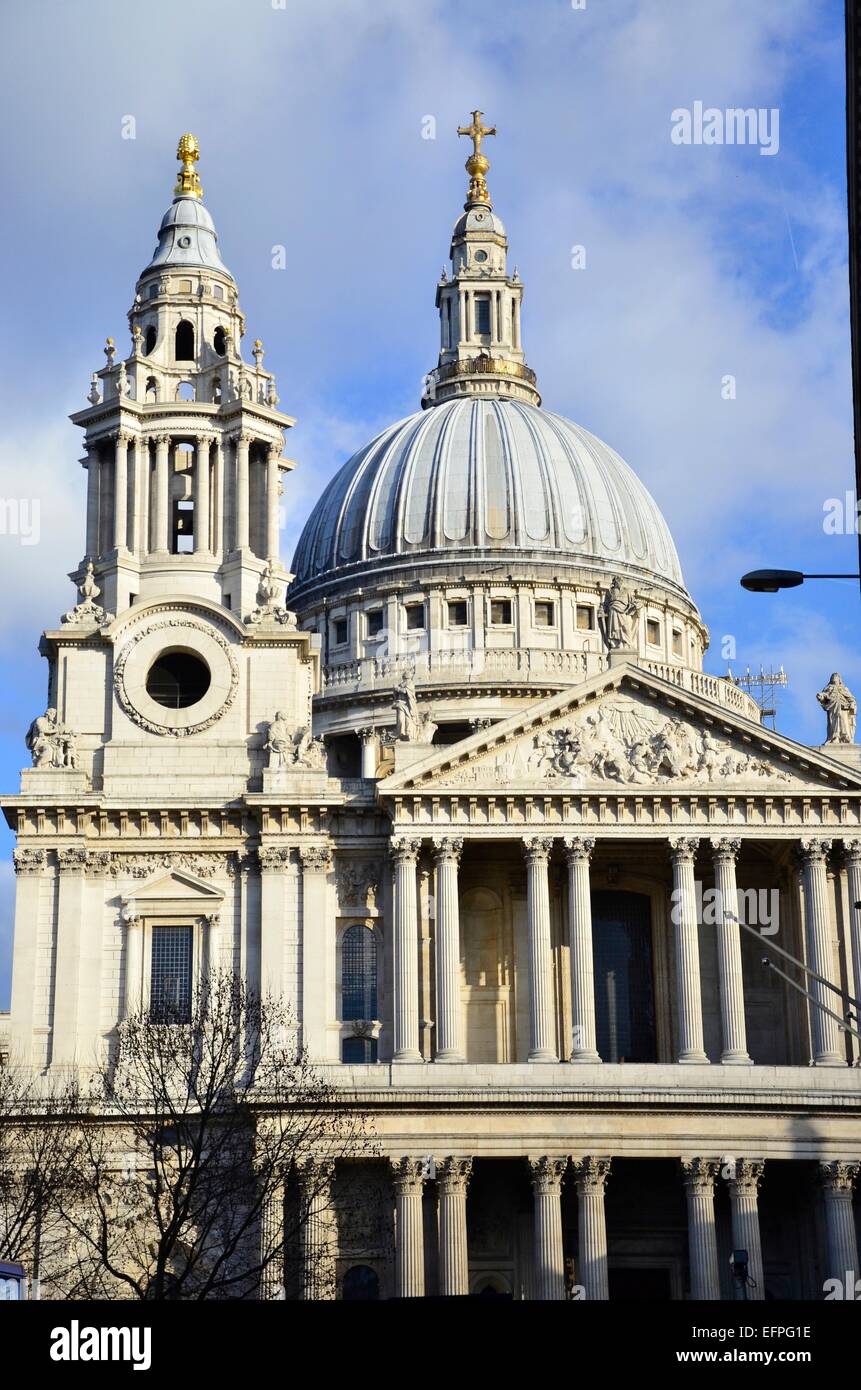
[154,433,171,553]
[563,836,600,1062]
[266,441,280,563]
[843,840,861,1062]
[528,1157,567,1300]
[391,838,422,1062]
[113,430,129,550]
[194,434,211,554]
[129,436,145,554]
[710,837,752,1064]
[211,438,224,555]
[259,1171,285,1300]
[523,836,558,1062]
[234,431,251,551]
[432,836,464,1062]
[669,837,708,1063]
[799,839,843,1065]
[358,727,377,779]
[392,1158,426,1297]
[819,1161,860,1285]
[298,1157,335,1300]
[572,1156,611,1300]
[726,1159,765,1300]
[438,1156,471,1296]
[123,909,143,1018]
[84,446,100,558]
[258,846,291,1002]
[52,848,89,1065]
[681,1158,721,1299]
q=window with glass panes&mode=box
[149,926,193,1022]
[341,924,378,1020]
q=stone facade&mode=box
[3,129,861,1301]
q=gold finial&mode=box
[457,109,496,206]
[174,133,203,199]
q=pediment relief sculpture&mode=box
[433,699,793,789]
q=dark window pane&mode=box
[490,599,512,625]
[341,1036,378,1063]
[405,604,424,630]
[150,927,192,1022]
[475,295,491,335]
[341,925,377,1020]
[366,610,384,637]
[591,892,656,1063]
[342,1265,380,1300]
[448,600,468,627]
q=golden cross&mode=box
[457,110,496,159]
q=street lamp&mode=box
[740,569,861,593]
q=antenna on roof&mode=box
[726,664,788,731]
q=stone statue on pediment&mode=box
[394,670,437,743]
[600,577,640,650]
[26,708,77,769]
[817,672,857,744]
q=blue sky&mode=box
[0,0,855,1006]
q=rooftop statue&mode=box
[817,672,857,744]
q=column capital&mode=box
[843,837,861,865]
[562,835,595,864]
[296,1154,335,1186]
[390,836,422,865]
[680,1156,721,1195]
[390,1156,426,1196]
[799,837,833,865]
[710,836,742,864]
[668,836,700,864]
[153,432,172,449]
[818,1159,860,1194]
[432,835,464,865]
[299,843,332,874]
[571,1155,612,1193]
[231,428,255,448]
[522,835,554,865]
[13,847,46,875]
[726,1158,764,1194]
[114,428,133,448]
[437,1156,472,1194]
[57,846,89,875]
[258,845,293,873]
[528,1155,568,1195]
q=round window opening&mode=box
[145,650,211,709]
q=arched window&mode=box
[176,381,195,402]
[145,376,158,402]
[341,924,377,1021]
[213,325,226,356]
[175,320,195,361]
[342,1265,379,1301]
[144,324,157,355]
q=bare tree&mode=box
[57,972,371,1300]
[0,1063,84,1295]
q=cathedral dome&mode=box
[290,397,687,601]
[142,194,232,277]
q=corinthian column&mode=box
[668,837,708,1063]
[84,445,100,558]
[843,840,861,1063]
[298,1157,335,1300]
[572,1156,611,1300]
[194,434,211,553]
[563,836,600,1062]
[437,1156,472,1296]
[681,1158,721,1299]
[266,441,281,563]
[113,430,130,550]
[234,431,251,550]
[392,1157,426,1297]
[122,907,143,1018]
[390,838,422,1062]
[528,1157,567,1300]
[432,837,464,1062]
[799,839,843,1065]
[819,1161,860,1286]
[710,837,751,1064]
[259,1169,285,1300]
[154,433,171,553]
[523,836,558,1062]
[726,1159,765,1300]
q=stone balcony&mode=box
[319,648,762,722]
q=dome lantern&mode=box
[424,113,540,409]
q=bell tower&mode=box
[70,134,295,619]
[424,111,540,407]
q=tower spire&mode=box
[457,110,496,207]
[174,132,203,199]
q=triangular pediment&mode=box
[381,664,861,795]
[122,869,224,914]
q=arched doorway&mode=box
[591,891,656,1062]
